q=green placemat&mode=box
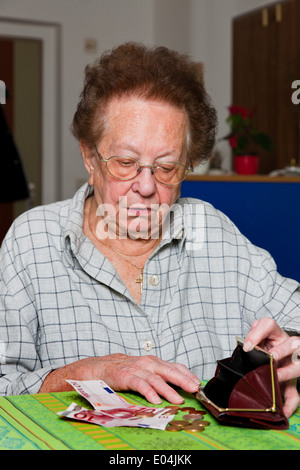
[0,390,299,450]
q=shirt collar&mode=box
[64,183,93,253]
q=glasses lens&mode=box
[106,156,139,180]
[155,162,187,185]
[105,156,188,185]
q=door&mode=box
[232,0,300,174]
[0,37,42,243]
[0,19,60,244]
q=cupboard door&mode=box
[274,0,300,170]
[232,0,300,174]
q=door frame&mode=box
[0,17,61,204]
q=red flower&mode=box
[228,105,248,118]
[228,135,238,148]
[222,104,273,155]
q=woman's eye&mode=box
[159,164,175,172]
[119,159,136,167]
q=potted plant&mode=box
[223,105,273,174]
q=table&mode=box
[0,389,299,451]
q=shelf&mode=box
[186,174,300,183]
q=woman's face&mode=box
[82,96,189,240]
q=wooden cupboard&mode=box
[232,0,300,174]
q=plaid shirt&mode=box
[0,183,299,396]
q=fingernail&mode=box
[272,351,278,361]
[243,341,254,352]
[277,371,282,381]
[189,381,201,392]
[153,397,162,405]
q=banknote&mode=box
[58,402,174,430]
[66,379,170,415]
[57,379,175,430]
[66,379,129,410]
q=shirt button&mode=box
[142,340,154,351]
[149,275,159,286]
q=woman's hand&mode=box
[94,354,201,404]
[39,354,201,405]
[244,317,300,418]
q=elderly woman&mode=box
[0,43,299,416]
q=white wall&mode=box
[0,0,275,199]
[189,0,275,171]
[0,0,155,200]
[153,0,190,53]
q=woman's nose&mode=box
[131,166,157,196]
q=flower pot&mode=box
[234,154,259,175]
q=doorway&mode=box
[0,18,61,243]
[0,37,42,212]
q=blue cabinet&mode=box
[181,176,300,282]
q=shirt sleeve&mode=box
[257,253,300,330]
[0,224,55,395]
[203,200,300,338]
[241,243,300,334]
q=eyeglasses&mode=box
[94,146,193,186]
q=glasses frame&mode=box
[94,146,194,186]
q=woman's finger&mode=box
[270,336,300,362]
[244,317,288,352]
[282,380,300,418]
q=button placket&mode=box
[142,340,154,351]
[149,275,159,286]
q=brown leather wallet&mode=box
[196,338,289,430]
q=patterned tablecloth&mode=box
[0,389,299,450]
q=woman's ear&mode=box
[80,142,95,186]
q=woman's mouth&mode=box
[127,206,151,217]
